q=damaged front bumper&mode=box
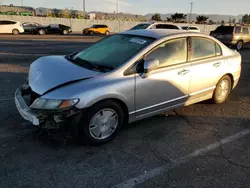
[15,87,81,129]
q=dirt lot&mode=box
[0,35,250,188]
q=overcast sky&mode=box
[1,0,249,15]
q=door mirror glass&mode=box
[144,58,159,73]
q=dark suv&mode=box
[210,25,250,50]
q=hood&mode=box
[29,56,101,95]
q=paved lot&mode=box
[0,36,250,188]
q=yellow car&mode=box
[83,24,110,35]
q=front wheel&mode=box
[79,100,125,145]
[105,30,110,36]
[63,30,69,35]
[12,29,20,35]
[38,29,46,35]
[211,75,232,104]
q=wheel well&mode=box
[224,73,234,89]
[93,98,129,122]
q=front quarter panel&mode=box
[42,73,135,113]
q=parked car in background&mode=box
[22,23,72,35]
[181,26,200,32]
[129,22,181,30]
[15,29,241,144]
[210,25,250,50]
[83,24,110,35]
[0,20,24,35]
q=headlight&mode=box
[30,98,79,110]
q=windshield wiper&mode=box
[74,57,101,72]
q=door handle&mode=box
[213,62,221,67]
[178,69,190,76]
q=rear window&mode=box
[214,26,234,34]
[155,24,179,30]
[130,24,150,30]
[189,27,198,30]
[243,27,249,35]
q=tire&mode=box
[89,31,94,35]
[63,30,69,35]
[79,100,125,145]
[235,40,243,51]
[105,30,110,36]
[211,75,232,104]
[38,29,46,35]
[12,29,19,35]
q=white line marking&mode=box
[0,52,50,56]
[0,97,13,102]
[113,129,250,188]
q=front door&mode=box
[135,38,191,118]
[243,27,250,47]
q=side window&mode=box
[190,27,198,30]
[145,38,187,67]
[215,43,222,56]
[5,21,15,25]
[191,37,216,61]
[243,27,249,35]
[235,26,241,34]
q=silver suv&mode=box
[15,30,242,144]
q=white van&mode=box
[0,20,24,35]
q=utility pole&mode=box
[83,0,85,12]
[21,0,23,7]
[116,0,118,14]
[189,2,194,24]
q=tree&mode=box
[151,13,161,21]
[196,15,209,24]
[232,18,236,24]
[242,14,250,24]
[166,17,174,22]
[62,9,71,18]
[208,20,214,25]
[170,13,187,23]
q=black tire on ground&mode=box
[38,29,46,35]
[63,30,69,35]
[12,29,20,35]
[105,30,110,36]
[235,40,244,51]
[211,75,232,104]
[78,100,125,145]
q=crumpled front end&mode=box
[15,84,81,129]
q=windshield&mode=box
[74,34,154,69]
[130,24,151,30]
[214,26,234,34]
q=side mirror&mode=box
[141,59,159,78]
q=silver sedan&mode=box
[15,29,242,144]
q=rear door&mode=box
[0,21,6,33]
[188,37,225,101]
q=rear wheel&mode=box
[211,75,232,104]
[236,40,243,51]
[79,100,125,145]
[38,29,46,35]
[12,29,19,35]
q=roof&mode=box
[121,29,186,39]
